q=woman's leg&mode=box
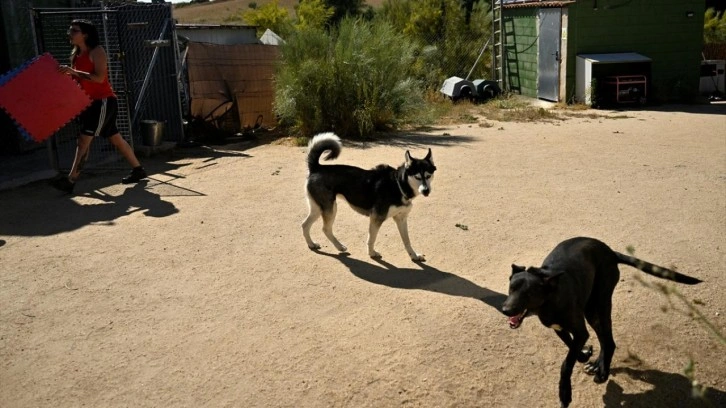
[50,133,92,193]
[69,134,94,181]
[108,133,147,183]
[108,133,141,168]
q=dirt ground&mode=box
[1,104,725,408]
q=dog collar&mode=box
[396,175,411,201]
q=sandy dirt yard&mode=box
[1,104,725,408]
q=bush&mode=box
[704,7,726,44]
[295,0,334,31]
[378,0,492,90]
[274,18,427,137]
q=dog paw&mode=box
[577,345,593,363]
[559,383,572,408]
[410,253,426,262]
[335,244,348,252]
[308,242,321,250]
[584,360,608,383]
[593,372,609,384]
[369,250,382,259]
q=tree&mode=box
[296,0,335,31]
[325,0,364,25]
[243,0,293,37]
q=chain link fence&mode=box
[32,2,182,173]
[114,2,183,147]
[0,0,46,158]
[35,7,128,171]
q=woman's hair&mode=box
[69,19,101,60]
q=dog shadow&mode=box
[315,251,506,313]
[603,366,726,407]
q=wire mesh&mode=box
[33,2,182,173]
[114,2,183,146]
[35,7,130,172]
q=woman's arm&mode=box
[58,47,108,83]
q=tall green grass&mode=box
[274,18,427,138]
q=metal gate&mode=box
[33,3,182,173]
[537,8,561,102]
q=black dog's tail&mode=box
[615,252,702,284]
[307,132,342,173]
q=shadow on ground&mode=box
[0,181,181,237]
[337,131,479,150]
[0,143,254,237]
[604,366,726,408]
[635,103,726,116]
[316,251,506,313]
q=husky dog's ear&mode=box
[405,150,412,167]
[424,148,433,164]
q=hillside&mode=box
[172,0,385,25]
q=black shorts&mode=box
[79,97,119,138]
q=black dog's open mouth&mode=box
[507,309,527,329]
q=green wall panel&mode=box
[565,0,705,102]
[502,0,705,102]
[503,8,539,97]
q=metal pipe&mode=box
[131,17,169,126]
[466,37,491,80]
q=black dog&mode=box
[501,237,701,407]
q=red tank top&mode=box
[73,51,115,100]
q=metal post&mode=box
[131,17,169,126]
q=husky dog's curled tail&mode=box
[615,252,702,284]
[307,133,342,172]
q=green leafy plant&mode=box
[295,0,335,31]
[243,0,293,37]
[704,7,726,44]
[378,0,492,90]
[274,17,427,137]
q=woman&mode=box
[51,19,146,193]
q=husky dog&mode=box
[302,133,436,261]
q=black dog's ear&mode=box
[537,269,565,287]
[405,150,412,167]
[527,267,561,280]
[424,148,433,164]
[511,264,526,274]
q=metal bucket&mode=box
[141,120,165,146]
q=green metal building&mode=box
[497,0,705,104]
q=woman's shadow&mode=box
[315,251,507,313]
[0,181,179,237]
[82,182,179,219]
[604,366,726,407]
